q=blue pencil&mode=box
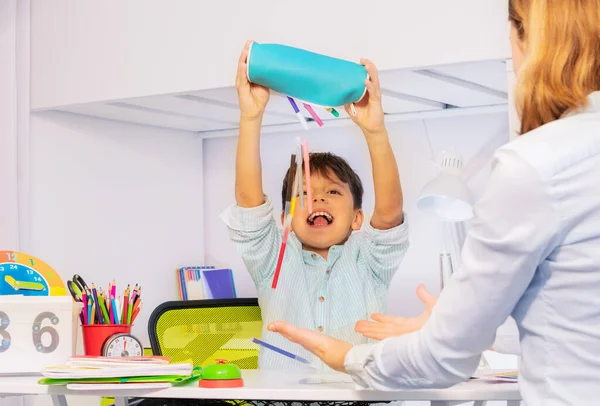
[251,337,310,364]
[111,298,119,324]
[90,284,104,324]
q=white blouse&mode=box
[345,92,600,405]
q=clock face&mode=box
[102,333,143,357]
[0,251,66,296]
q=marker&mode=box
[303,103,324,127]
[326,108,340,117]
[251,337,310,364]
[287,97,309,130]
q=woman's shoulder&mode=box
[496,112,600,181]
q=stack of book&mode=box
[39,356,200,390]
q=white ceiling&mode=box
[46,60,509,135]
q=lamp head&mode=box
[417,152,474,222]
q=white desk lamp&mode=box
[417,151,474,290]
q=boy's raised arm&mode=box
[346,60,404,229]
[235,41,271,208]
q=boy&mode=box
[221,41,409,370]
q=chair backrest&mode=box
[148,298,262,369]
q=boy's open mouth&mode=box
[307,211,334,227]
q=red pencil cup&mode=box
[81,324,131,356]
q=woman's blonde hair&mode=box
[509,0,600,134]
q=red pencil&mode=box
[131,302,143,324]
[272,227,290,289]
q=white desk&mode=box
[0,370,521,406]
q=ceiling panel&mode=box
[58,102,228,132]
[124,95,238,126]
[379,68,508,108]
[430,61,508,93]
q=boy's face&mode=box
[286,171,364,252]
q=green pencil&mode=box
[98,293,110,325]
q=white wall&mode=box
[28,112,205,344]
[0,0,20,250]
[30,0,510,109]
[203,112,509,317]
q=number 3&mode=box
[0,311,11,353]
[32,312,59,353]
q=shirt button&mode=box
[326,269,331,274]
[311,253,317,259]
[317,326,323,332]
[318,296,325,303]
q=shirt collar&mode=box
[561,91,600,118]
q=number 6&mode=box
[0,311,11,353]
[32,312,59,353]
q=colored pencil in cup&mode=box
[82,290,88,325]
[98,290,110,325]
[131,302,143,325]
[91,284,104,324]
[122,286,130,325]
[111,297,119,325]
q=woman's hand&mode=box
[355,284,438,340]
[267,322,352,372]
[346,59,385,136]
[236,41,270,121]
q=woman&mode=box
[268,0,600,404]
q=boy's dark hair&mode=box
[281,152,363,211]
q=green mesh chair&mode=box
[148,298,262,370]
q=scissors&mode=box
[67,274,90,302]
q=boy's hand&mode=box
[355,284,437,340]
[346,59,385,136]
[268,321,352,373]
[236,41,270,120]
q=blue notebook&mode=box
[202,269,236,299]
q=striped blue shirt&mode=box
[221,195,409,371]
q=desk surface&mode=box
[0,370,520,402]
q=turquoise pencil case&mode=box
[247,43,368,108]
